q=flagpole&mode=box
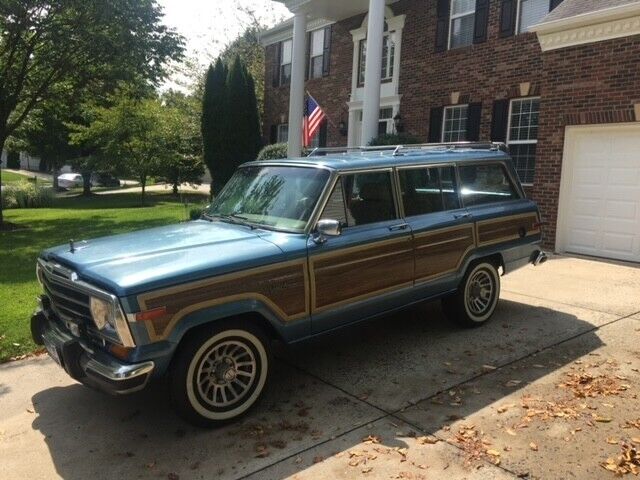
[305,90,339,130]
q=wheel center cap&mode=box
[223,367,237,382]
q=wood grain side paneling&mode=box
[311,237,414,312]
[414,224,476,282]
[477,212,541,247]
[137,261,308,341]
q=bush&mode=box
[368,133,422,146]
[1,181,55,209]
[257,143,287,161]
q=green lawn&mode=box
[0,191,208,362]
[1,170,47,184]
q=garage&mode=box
[557,124,640,263]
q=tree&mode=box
[0,0,184,223]
[201,59,228,196]
[160,91,204,194]
[70,92,167,205]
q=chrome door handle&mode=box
[389,223,409,231]
[454,213,472,219]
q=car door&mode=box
[308,169,414,333]
[397,164,475,293]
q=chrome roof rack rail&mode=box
[306,142,507,157]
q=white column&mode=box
[287,11,307,158]
[361,0,386,146]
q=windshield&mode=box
[206,166,330,232]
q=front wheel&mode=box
[169,321,271,427]
[442,261,501,328]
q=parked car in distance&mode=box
[90,172,120,188]
[57,173,84,190]
[31,142,547,427]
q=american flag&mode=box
[303,93,327,147]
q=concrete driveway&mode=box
[1,256,639,480]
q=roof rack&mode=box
[307,142,507,157]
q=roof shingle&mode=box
[542,0,640,23]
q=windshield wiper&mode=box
[205,212,257,229]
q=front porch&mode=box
[273,0,404,157]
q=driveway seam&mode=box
[254,310,640,479]
[502,289,636,318]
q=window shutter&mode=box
[549,0,564,10]
[272,43,282,87]
[305,32,311,81]
[499,0,517,38]
[473,0,490,44]
[490,99,510,142]
[322,26,332,77]
[435,0,450,53]
[429,106,445,143]
[319,120,328,147]
[270,125,278,144]
[467,103,482,141]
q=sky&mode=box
[157,0,290,89]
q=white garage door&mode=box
[558,124,640,263]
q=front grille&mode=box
[36,260,108,342]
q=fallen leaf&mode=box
[529,442,538,452]
[505,428,517,436]
[482,365,497,372]
[313,456,323,464]
[416,436,439,445]
[594,416,613,423]
[607,438,619,445]
[361,467,373,473]
[486,449,501,457]
[167,473,179,480]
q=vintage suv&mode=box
[31,143,547,426]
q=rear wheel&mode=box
[442,261,500,328]
[170,320,270,427]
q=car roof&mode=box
[245,145,511,172]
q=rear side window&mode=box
[458,163,520,207]
[399,166,461,217]
[320,171,397,227]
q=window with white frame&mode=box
[517,0,551,33]
[357,108,395,137]
[277,124,289,143]
[309,29,325,79]
[449,0,476,49]
[442,105,469,142]
[507,97,540,184]
[280,39,292,86]
[357,24,395,86]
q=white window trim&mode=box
[506,97,540,185]
[277,123,289,143]
[357,33,395,86]
[349,8,405,98]
[442,104,469,143]
[308,29,325,79]
[448,0,476,50]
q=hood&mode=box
[42,220,289,296]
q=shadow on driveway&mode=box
[30,298,604,480]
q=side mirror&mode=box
[314,219,341,244]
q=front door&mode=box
[308,169,414,332]
[397,164,475,291]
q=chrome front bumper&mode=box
[31,309,154,395]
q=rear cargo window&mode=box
[458,163,519,207]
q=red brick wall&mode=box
[262,4,640,249]
[534,35,640,249]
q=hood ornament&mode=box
[69,239,75,253]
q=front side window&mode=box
[321,171,397,227]
[399,166,461,217]
[280,39,292,86]
[450,0,476,49]
[358,28,395,86]
[207,166,329,232]
[518,0,550,33]
[443,105,469,142]
[277,124,289,143]
[309,29,325,79]
[459,163,520,207]
[508,97,540,184]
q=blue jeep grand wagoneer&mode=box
[31,143,547,426]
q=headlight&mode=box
[90,296,114,330]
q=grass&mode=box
[1,170,48,184]
[0,191,208,362]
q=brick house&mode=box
[262,0,640,262]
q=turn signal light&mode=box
[135,306,167,322]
